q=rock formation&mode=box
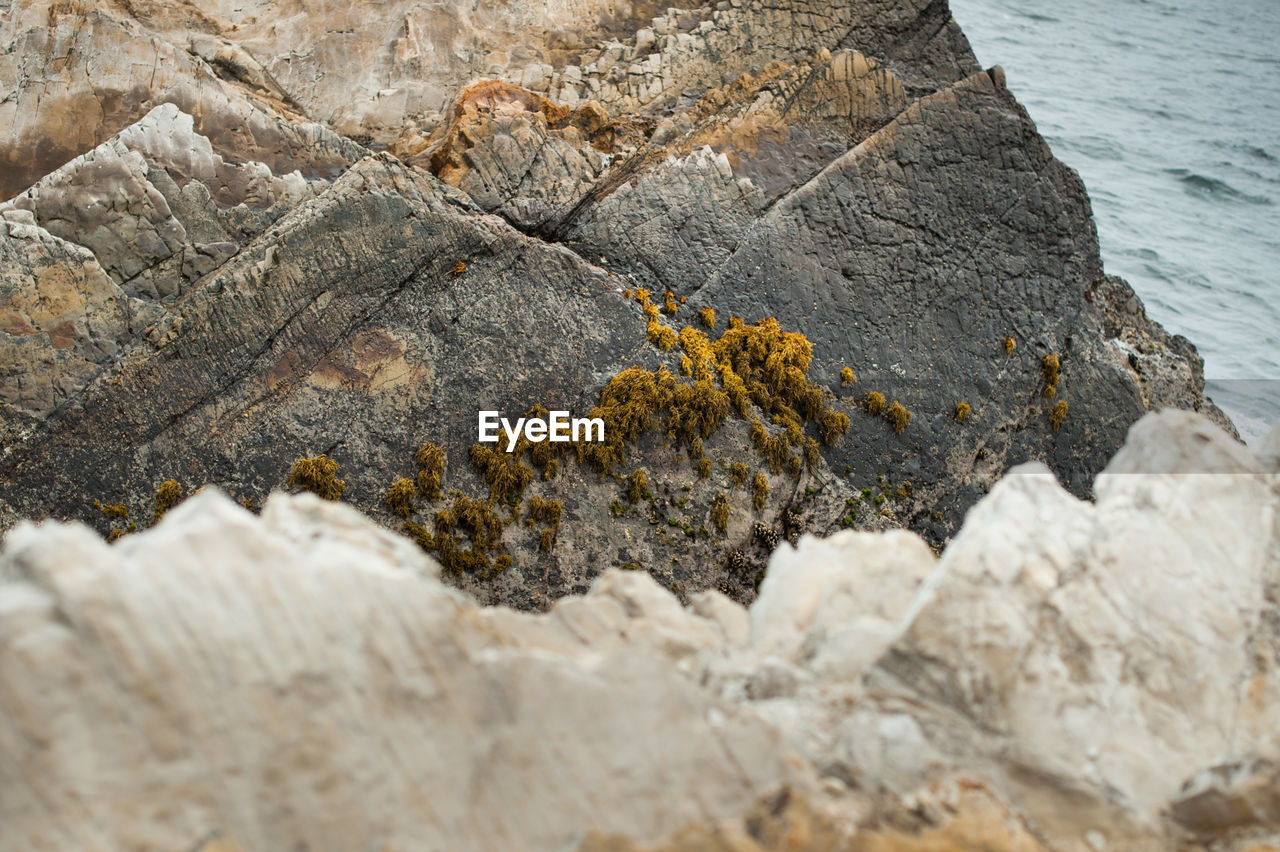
[1,410,1275,850]
[0,0,1235,611]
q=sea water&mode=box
[950,0,1280,443]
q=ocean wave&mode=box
[1165,169,1275,205]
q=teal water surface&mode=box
[950,0,1280,442]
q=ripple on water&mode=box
[1165,169,1276,205]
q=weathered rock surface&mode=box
[0,0,1235,609]
[1,410,1275,850]
[1,0,977,200]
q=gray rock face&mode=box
[0,0,1233,609]
[1,410,1275,849]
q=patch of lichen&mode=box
[400,432,557,576]
[386,477,416,519]
[955,402,971,422]
[570,310,851,527]
[864,391,886,416]
[678,326,718,380]
[154,480,184,521]
[434,532,492,577]
[803,437,821,470]
[712,317,814,418]
[451,494,505,550]
[288,454,345,501]
[699,307,716,329]
[1003,335,1017,354]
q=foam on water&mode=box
[951,0,1280,442]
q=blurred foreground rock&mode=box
[2,410,1276,850]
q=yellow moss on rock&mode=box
[154,480,184,520]
[1050,400,1069,432]
[627,469,650,503]
[665,379,731,443]
[470,444,533,503]
[416,440,446,500]
[96,500,129,521]
[577,367,662,475]
[817,409,850,446]
[402,520,434,551]
[1042,352,1061,399]
[885,401,912,435]
[752,473,769,510]
[647,320,678,350]
[450,493,505,550]
[750,420,789,474]
[711,493,730,533]
[288,455,345,501]
[576,315,849,486]
[385,477,416,519]
[528,495,563,535]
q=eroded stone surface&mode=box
[0,0,1235,610]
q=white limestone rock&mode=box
[1,411,1277,850]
